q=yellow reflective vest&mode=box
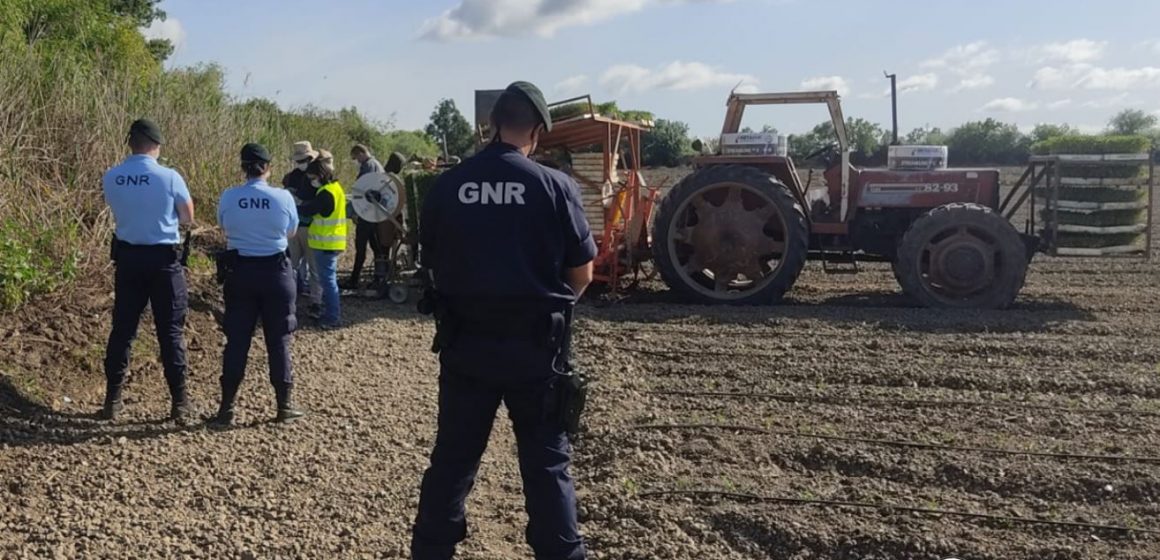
[308,181,347,251]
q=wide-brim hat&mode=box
[291,141,319,162]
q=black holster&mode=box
[552,304,588,436]
[179,233,192,268]
[418,288,460,353]
[214,249,239,285]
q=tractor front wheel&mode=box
[894,203,1028,309]
[652,165,809,305]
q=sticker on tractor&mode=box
[861,182,966,206]
[866,183,960,193]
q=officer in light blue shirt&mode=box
[209,143,305,429]
[100,118,196,424]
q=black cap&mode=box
[240,143,272,163]
[503,81,552,132]
[129,118,164,145]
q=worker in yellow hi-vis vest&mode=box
[298,159,347,329]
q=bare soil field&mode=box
[2,167,1158,559]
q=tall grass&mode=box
[0,49,369,310]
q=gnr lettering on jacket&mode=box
[114,174,151,186]
[458,182,526,205]
[238,197,272,210]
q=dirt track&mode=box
[3,168,1160,558]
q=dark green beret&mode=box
[129,118,164,145]
[504,81,552,132]
[240,143,272,163]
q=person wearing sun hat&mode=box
[210,142,304,428]
[283,141,322,318]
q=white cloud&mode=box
[981,97,1038,112]
[1081,93,1130,109]
[1031,64,1160,90]
[600,61,757,94]
[949,74,994,93]
[420,0,732,41]
[1076,66,1160,90]
[1033,39,1107,63]
[141,17,187,51]
[1047,99,1072,110]
[734,83,760,94]
[921,41,999,75]
[884,73,938,96]
[800,75,849,96]
[555,75,589,94]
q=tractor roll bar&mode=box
[721,90,853,220]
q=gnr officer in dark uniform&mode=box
[100,118,195,424]
[208,143,305,428]
[411,82,596,560]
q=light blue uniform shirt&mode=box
[218,179,298,257]
[102,154,191,245]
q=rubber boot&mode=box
[99,383,124,421]
[207,382,240,430]
[274,383,305,424]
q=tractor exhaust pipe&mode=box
[884,71,899,146]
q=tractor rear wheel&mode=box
[652,165,809,305]
[894,203,1028,309]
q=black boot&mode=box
[274,383,305,424]
[169,387,195,427]
[207,382,240,430]
[99,383,124,421]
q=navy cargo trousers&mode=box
[411,334,586,560]
[221,255,297,392]
[104,244,188,400]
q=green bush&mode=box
[0,221,79,311]
[1031,135,1151,155]
[404,171,441,233]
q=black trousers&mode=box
[104,244,188,400]
[412,334,586,560]
[221,255,297,391]
[350,217,380,282]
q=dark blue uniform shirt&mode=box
[420,143,597,304]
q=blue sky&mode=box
[146,0,1160,139]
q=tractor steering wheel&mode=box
[803,142,839,162]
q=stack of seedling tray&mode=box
[1031,135,1153,257]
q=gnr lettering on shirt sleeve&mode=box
[458,182,526,205]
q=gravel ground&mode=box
[2,169,1159,558]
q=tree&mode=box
[0,0,163,69]
[740,125,779,135]
[1108,109,1158,136]
[788,118,885,161]
[1029,123,1076,144]
[107,0,171,61]
[382,130,439,159]
[903,126,947,145]
[944,119,1030,165]
[642,119,693,167]
[425,99,474,158]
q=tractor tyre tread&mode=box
[895,202,1028,309]
[652,165,809,305]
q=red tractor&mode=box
[652,90,1038,309]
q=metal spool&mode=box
[350,172,405,223]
